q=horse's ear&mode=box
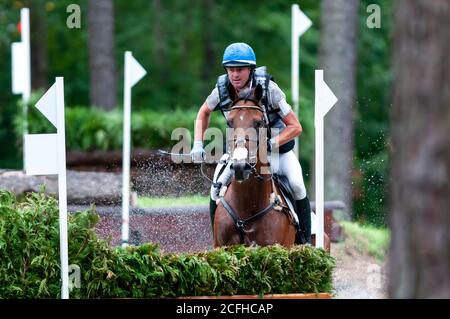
[227,84,237,103]
[254,84,263,102]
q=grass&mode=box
[340,221,390,262]
[137,195,209,207]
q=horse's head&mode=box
[227,84,268,182]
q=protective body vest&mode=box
[214,66,295,153]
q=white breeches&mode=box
[270,150,307,200]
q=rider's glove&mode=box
[190,140,205,163]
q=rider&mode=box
[190,42,312,244]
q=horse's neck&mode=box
[229,173,272,218]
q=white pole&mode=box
[291,4,300,158]
[21,8,31,102]
[314,70,338,249]
[122,52,132,247]
[56,77,69,299]
[121,52,146,247]
[314,119,325,249]
[21,8,31,170]
[291,4,311,158]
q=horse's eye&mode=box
[227,120,234,128]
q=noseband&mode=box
[230,102,264,113]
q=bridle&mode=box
[227,100,271,181]
[230,101,264,113]
[219,99,291,244]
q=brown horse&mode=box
[213,85,298,247]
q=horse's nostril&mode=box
[233,161,252,181]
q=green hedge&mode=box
[0,190,335,298]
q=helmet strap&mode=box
[242,66,255,88]
[246,77,253,90]
[250,67,256,85]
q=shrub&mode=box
[0,190,335,298]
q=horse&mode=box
[212,85,331,251]
[213,84,298,247]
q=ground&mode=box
[331,242,388,298]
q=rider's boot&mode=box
[209,198,217,233]
[295,196,311,244]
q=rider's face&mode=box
[226,67,252,91]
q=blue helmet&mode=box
[222,42,256,67]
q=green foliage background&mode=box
[0,0,391,226]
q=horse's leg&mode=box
[213,205,241,247]
[212,205,222,247]
[282,223,297,247]
[280,214,297,247]
[253,210,296,247]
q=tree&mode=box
[389,0,450,298]
[318,0,359,218]
[352,0,392,227]
[29,0,48,90]
[87,0,117,110]
[200,0,216,97]
[152,0,167,85]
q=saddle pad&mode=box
[273,174,299,224]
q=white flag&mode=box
[126,52,147,88]
[293,4,312,38]
[35,82,57,128]
[315,70,338,125]
[24,134,58,175]
[24,77,70,299]
[11,42,26,94]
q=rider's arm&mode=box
[268,81,302,147]
[272,111,302,147]
[194,102,213,141]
